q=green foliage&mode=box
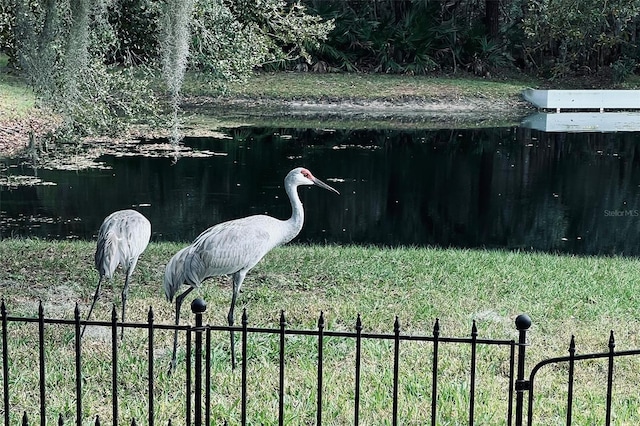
[521,0,640,76]
[0,0,15,63]
[611,57,638,84]
[189,0,270,83]
[2,0,333,140]
[9,0,161,140]
[105,0,161,65]
[190,0,334,79]
[304,0,512,76]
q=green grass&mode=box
[1,239,640,424]
[0,54,36,121]
[183,71,534,103]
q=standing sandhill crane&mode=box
[164,167,339,370]
[83,209,151,338]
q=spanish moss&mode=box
[160,0,194,146]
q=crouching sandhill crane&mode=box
[164,167,339,371]
[83,209,151,338]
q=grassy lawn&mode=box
[219,72,532,102]
[1,239,639,424]
[0,55,36,121]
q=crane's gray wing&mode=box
[184,216,277,286]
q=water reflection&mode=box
[2,126,640,256]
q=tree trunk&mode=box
[485,0,499,39]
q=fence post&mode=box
[191,299,207,426]
[392,316,400,426]
[514,314,532,426]
[279,310,286,426]
[148,307,155,426]
[74,303,82,426]
[2,300,9,426]
[316,312,325,426]
[38,302,45,426]
[241,309,248,426]
[566,336,576,426]
[605,330,615,426]
[354,314,362,426]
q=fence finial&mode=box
[394,316,401,333]
[190,298,207,313]
[608,330,615,350]
[515,314,531,330]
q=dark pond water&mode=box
[2,126,640,256]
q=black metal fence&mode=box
[1,298,637,425]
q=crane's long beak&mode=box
[313,177,340,195]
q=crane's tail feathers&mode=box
[184,252,207,288]
[95,231,119,279]
[163,246,190,302]
[163,260,183,302]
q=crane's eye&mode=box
[301,170,311,179]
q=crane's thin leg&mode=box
[228,301,236,370]
[169,286,195,374]
[120,272,132,340]
[82,276,104,337]
[228,271,246,371]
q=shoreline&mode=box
[0,94,533,158]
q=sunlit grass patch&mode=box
[215,72,532,104]
[0,54,37,121]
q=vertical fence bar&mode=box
[74,303,82,426]
[1,300,8,426]
[111,306,119,426]
[507,341,515,426]
[468,320,478,426]
[205,326,211,425]
[514,314,531,426]
[38,302,46,426]
[566,336,576,426]
[392,316,400,426]
[191,299,206,426]
[148,308,155,426]
[194,311,202,426]
[431,319,440,426]
[605,331,615,426]
[354,314,362,426]
[316,312,325,426]
[186,327,192,426]
[241,309,248,426]
[279,310,286,426]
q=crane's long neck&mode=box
[283,182,305,244]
